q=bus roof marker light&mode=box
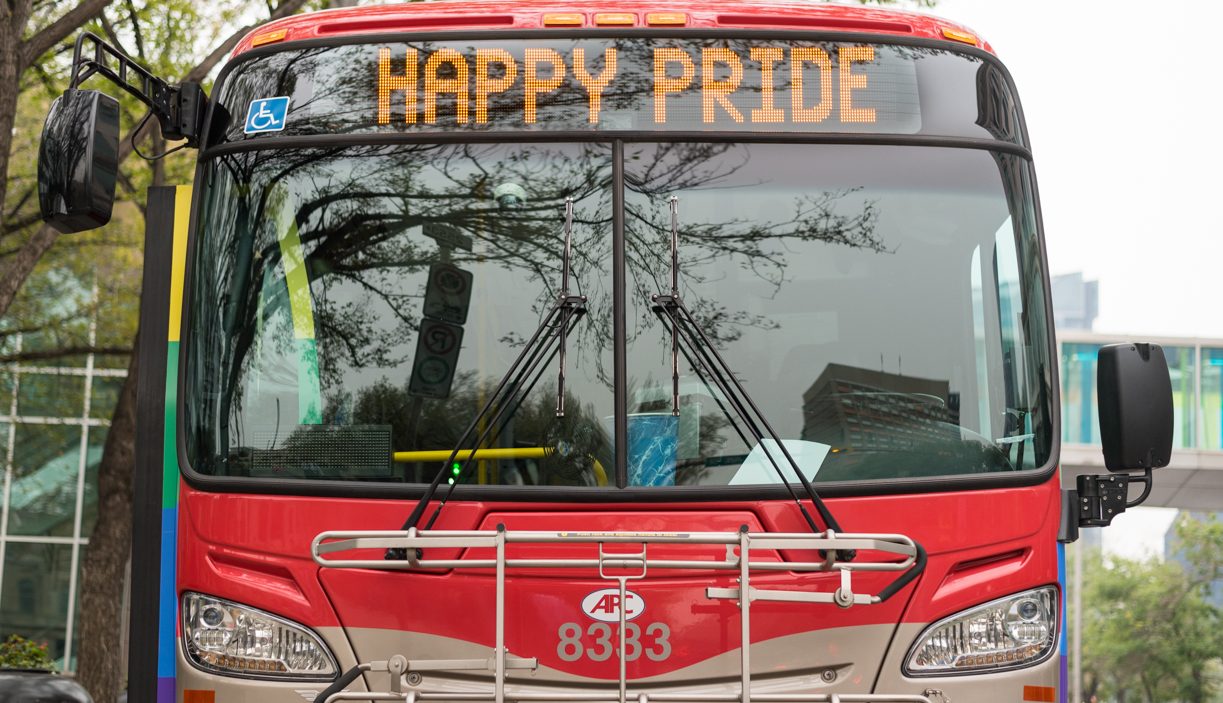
[542,13,584,26]
[940,27,977,45]
[646,12,687,26]
[251,29,287,47]
[594,13,635,26]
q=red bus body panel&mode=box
[230,1,993,57]
[178,478,1060,677]
[171,3,1064,700]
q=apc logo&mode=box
[581,588,645,623]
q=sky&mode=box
[932,0,1223,339]
[926,0,1216,559]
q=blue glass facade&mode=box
[1060,336,1222,452]
[0,346,124,672]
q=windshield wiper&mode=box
[389,199,586,554]
[650,197,849,547]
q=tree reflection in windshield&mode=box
[189,143,616,484]
[185,141,1051,487]
[624,143,1053,485]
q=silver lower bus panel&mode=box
[311,528,925,703]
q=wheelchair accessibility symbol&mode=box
[244,97,290,134]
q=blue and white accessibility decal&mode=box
[244,96,290,134]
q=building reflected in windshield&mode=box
[800,363,959,453]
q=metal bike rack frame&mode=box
[311,528,928,703]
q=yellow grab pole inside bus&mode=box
[393,447,607,486]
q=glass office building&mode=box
[1060,334,1223,452]
[0,331,126,670]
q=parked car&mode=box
[0,670,92,702]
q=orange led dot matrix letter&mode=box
[524,48,566,124]
[702,48,744,124]
[653,47,694,123]
[791,46,832,123]
[573,48,619,124]
[750,46,785,123]
[424,49,469,124]
[839,45,877,123]
[475,49,518,123]
[378,47,418,125]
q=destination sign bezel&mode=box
[210,32,1024,146]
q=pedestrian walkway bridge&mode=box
[1058,332,1223,510]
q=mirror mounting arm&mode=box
[1124,467,1154,508]
[1057,468,1153,544]
[69,32,207,149]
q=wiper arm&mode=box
[389,199,587,552]
[650,197,849,544]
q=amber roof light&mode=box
[251,29,287,47]
[594,12,635,26]
[941,27,978,45]
[646,12,687,26]
[543,13,584,26]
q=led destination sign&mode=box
[219,38,981,138]
[217,37,1030,142]
[372,41,920,132]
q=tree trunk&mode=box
[67,3,316,698]
[1083,674,1098,703]
[0,17,24,234]
[0,223,62,315]
[76,343,139,703]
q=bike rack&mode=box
[310,527,929,703]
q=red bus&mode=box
[35,2,1174,702]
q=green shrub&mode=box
[0,634,54,670]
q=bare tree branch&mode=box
[0,223,57,314]
[97,11,131,60]
[1,210,41,236]
[3,184,37,226]
[122,0,144,60]
[0,345,131,363]
[19,0,112,69]
[182,0,313,83]
[0,0,320,320]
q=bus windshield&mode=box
[184,140,1054,488]
[183,37,1053,490]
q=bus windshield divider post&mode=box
[389,198,587,556]
[556,197,576,417]
[651,197,848,549]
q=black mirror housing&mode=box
[1097,343,1173,471]
[37,89,120,233]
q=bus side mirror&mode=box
[1059,342,1173,543]
[1097,342,1173,471]
[38,89,120,233]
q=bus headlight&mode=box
[904,586,1058,676]
[182,593,338,680]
